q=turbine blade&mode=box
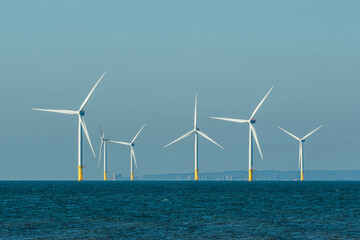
[210,117,248,123]
[99,125,103,139]
[250,86,273,120]
[79,71,106,111]
[302,125,323,140]
[79,116,96,157]
[197,130,224,149]
[131,147,138,169]
[98,141,104,169]
[163,130,194,148]
[109,140,130,146]
[132,124,146,143]
[278,126,301,141]
[250,124,263,159]
[194,93,197,129]
[32,108,77,115]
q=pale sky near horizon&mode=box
[0,0,359,180]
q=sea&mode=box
[0,181,359,239]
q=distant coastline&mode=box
[112,170,360,181]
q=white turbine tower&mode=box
[164,93,223,181]
[278,125,323,181]
[211,87,273,182]
[98,126,110,181]
[109,124,146,181]
[33,72,106,181]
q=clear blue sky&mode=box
[0,0,359,180]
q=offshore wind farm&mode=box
[31,78,324,182]
[1,1,360,239]
[29,75,327,182]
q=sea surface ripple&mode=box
[0,181,359,239]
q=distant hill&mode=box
[115,170,360,181]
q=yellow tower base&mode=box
[248,169,253,182]
[195,169,199,181]
[131,172,134,181]
[301,171,304,181]
[104,171,107,181]
[78,166,83,181]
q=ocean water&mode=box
[0,181,359,239]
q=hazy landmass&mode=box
[114,170,360,181]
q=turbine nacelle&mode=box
[301,139,305,142]
[131,143,135,147]
[196,127,200,131]
[250,119,256,124]
[79,110,85,116]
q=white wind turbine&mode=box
[164,93,223,181]
[98,126,110,181]
[109,124,146,181]
[33,72,106,181]
[211,87,273,182]
[278,125,323,181]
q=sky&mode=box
[0,0,359,180]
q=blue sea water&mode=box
[0,181,359,239]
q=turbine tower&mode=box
[98,126,110,181]
[278,125,323,181]
[33,72,106,181]
[164,93,223,181]
[110,124,146,181]
[211,87,273,182]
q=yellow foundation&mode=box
[78,166,83,181]
[104,171,107,181]
[301,171,304,181]
[248,169,253,182]
[195,169,199,181]
[131,172,134,181]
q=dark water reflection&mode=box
[1,181,359,239]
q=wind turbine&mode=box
[278,125,323,181]
[164,93,223,181]
[32,72,106,181]
[98,126,110,181]
[109,124,146,181]
[211,87,273,182]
